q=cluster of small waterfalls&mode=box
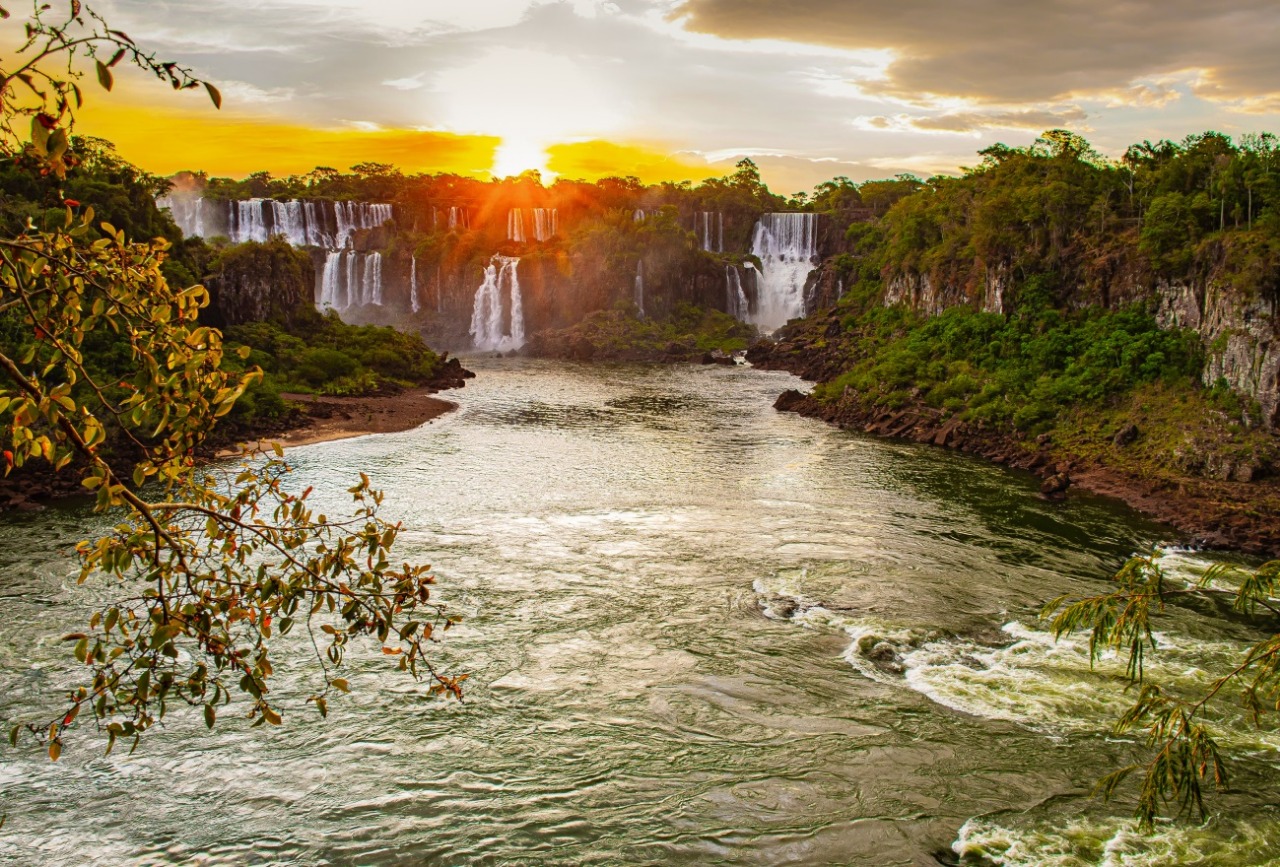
[161,197,393,250]
[694,211,724,253]
[160,188,821,349]
[507,208,558,243]
[317,250,385,310]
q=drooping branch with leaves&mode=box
[1044,553,1280,829]
[0,1,462,763]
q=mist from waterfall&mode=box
[470,256,525,352]
[749,213,818,331]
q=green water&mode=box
[0,359,1275,865]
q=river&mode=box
[1,359,1277,865]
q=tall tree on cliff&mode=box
[0,2,463,766]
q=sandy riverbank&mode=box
[228,388,458,454]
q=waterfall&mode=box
[726,266,750,320]
[363,252,383,306]
[233,200,268,244]
[534,208,557,241]
[635,261,645,319]
[696,212,723,253]
[319,251,345,309]
[158,195,206,239]
[346,250,358,305]
[162,197,389,249]
[469,256,524,352]
[749,212,818,331]
[633,209,646,222]
[448,206,468,230]
[508,208,558,242]
[508,209,526,243]
[410,256,420,314]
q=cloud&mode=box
[857,106,1089,135]
[671,0,1280,109]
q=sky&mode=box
[57,0,1280,192]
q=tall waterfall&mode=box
[507,208,558,243]
[634,261,645,319]
[448,206,469,231]
[470,256,524,352]
[695,212,723,253]
[410,256,420,314]
[726,266,750,320]
[750,213,818,331]
[317,251,385,309]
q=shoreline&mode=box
[768,387,1280,558]
[228,388,459,454]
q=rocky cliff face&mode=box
[876,260,1280,430]
[206,241,315,329]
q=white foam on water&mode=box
[954,815,1280,866]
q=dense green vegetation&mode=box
[526,303,755,361]
[223,313,446,415]
[815,296,1204,432]
[847,130,1280,308]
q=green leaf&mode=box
[95,60,114,92]
[203,704,215,729]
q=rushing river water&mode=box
[1,359,1278,866]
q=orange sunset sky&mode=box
[48,0,1280,192]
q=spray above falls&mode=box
[749,213,818,331]
[470,256,525,352]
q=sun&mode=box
[433,47,620,180]
[492,136,554,179]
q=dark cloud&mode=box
[672,0,1280,106]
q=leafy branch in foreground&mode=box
[1,211,464,760]
[0,2,461,761]
[0,0,220,175]
[1043,553,1280,829]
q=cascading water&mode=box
[725,265,750,320]
[448,206,468,231]
[508,209,526,244]
[319,251,345,309]
[158,195,206,239]
[410,257,420,314]
[695,211,723,253]
[749,212,818,331]
[634,261,645,319]
[236,200,269,244]
[169,199,391,247]
[363,252,383,306]
[508,208,558,243]
[469,256,524,352]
